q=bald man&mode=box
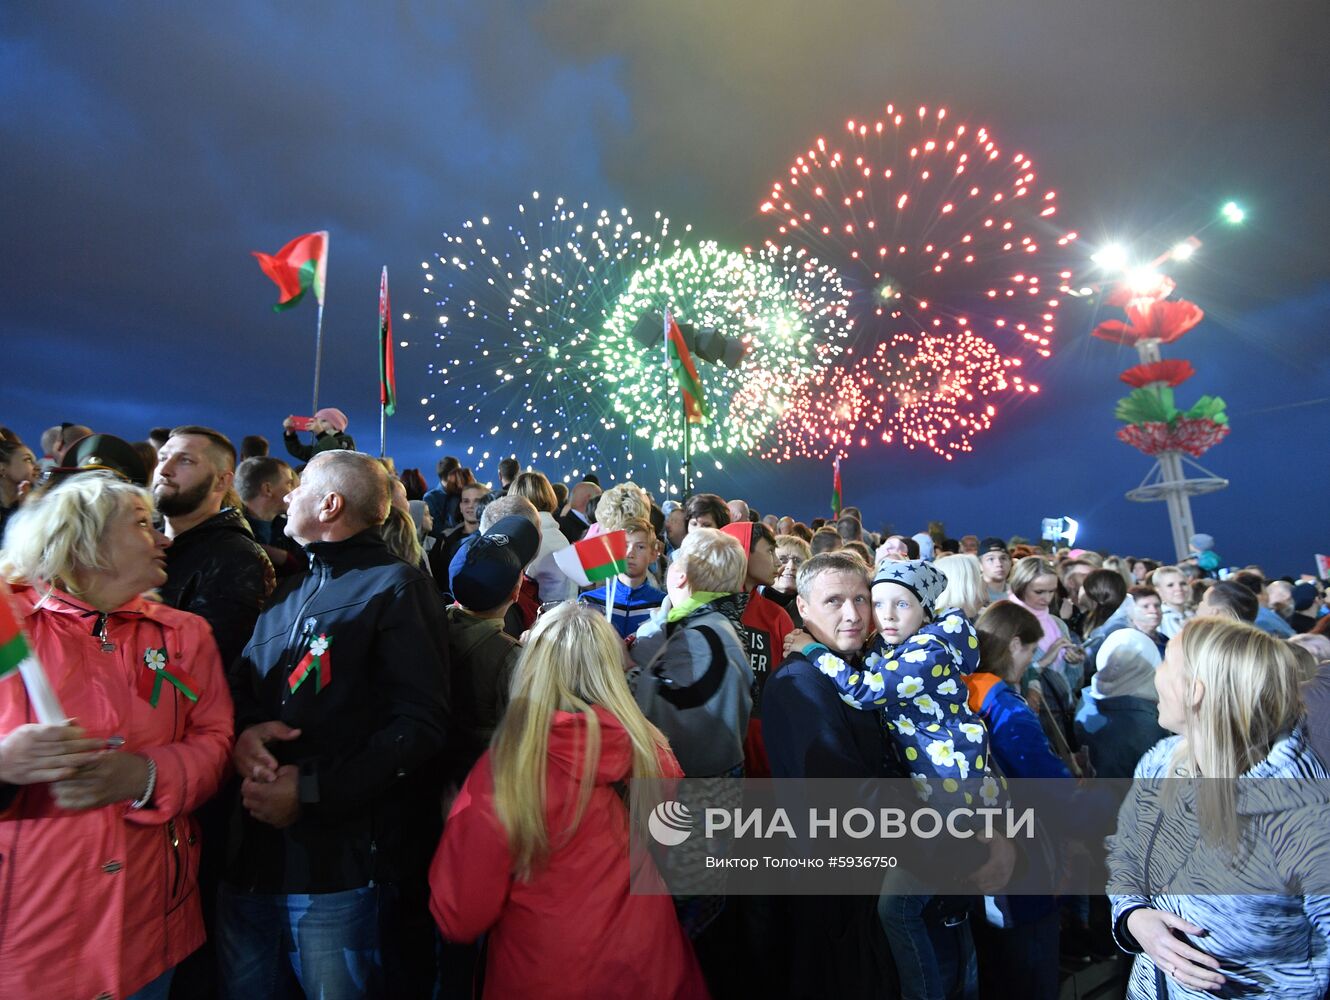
[223,450,449,997]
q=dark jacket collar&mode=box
[171,506,255,547]
[304,526,393,566]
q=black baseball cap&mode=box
[979,536,1008,556]
[448,515,541,612]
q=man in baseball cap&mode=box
[442,512,541,792]
[978,536,1012,602]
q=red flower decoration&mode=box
[1119,359,1196,389]
[1092,298,1204,346]
[1116,418,1229,458]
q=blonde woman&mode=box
[430,603,705,999]
[0,473,233,999]
[1108,617,1330,998]
[935,553,988,619]
[591,481,651,535]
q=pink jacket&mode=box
[0,585,234,999]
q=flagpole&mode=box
[312,300,326,414]
[682,399,691,496]
[379,403,387,458]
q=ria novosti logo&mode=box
[648,800,693,845]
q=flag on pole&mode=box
[831,454,843,515]
[664,311,708,424]
[379,267,396,416]
[554,530,629,587]
[252,231,329,312]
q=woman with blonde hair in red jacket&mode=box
[0,472,233,1000]
[430,601,706,998]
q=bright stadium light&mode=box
[1221,201,1245,225]
[1170,238,1199,262]
[1091,243,1129,273]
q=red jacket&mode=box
[430,706,708,999]
[739,590,794,778]
[0,586,233,999]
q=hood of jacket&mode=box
[703,591,748,634]
[546,705,635,786]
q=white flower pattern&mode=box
[799,605,1005,814]
[896,676,924,699]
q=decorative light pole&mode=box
[1092,272,1230,561]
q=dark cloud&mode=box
[1,1,1326,570]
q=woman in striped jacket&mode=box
[1107,616,1330,998]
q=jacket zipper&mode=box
[282,560,330,698]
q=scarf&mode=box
[1010,592,1067,671]
[666,591,730,624]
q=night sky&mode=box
[3,3,1327,572]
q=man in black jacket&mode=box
[220,450,449,999]
[155,425,275,1000]
[764,553,1012,999]
[155,425,274,669]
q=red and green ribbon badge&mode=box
[138,648,200,707]
[289,634,332,694]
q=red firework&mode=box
[759,103,1077,459]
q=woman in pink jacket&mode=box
[0,473,234,1000]
[430,602,706,999]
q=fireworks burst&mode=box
[596,241,853,456]
[759,103,1077,459]
[418,194,690,482]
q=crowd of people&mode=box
[0,414,1328,1000]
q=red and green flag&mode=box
[665,311,707,424]
[252,231,329,312]
[554,530,629,587]
[379,267,396,416]
[0,587,28,679]
[831,454,843,515]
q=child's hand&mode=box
[784,629,814,655]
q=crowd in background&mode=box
[1,413,1328,1000]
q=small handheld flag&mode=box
[379,267,396,417]
[665,311,708,424]
[831,454,843,515]
[252,231,329,312]
[0,581,67,724]
[554,530,629,588]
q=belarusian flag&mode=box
[379,267,396,416]
[831,454,843,515]
[0,587,27,679]
[665,311,707,424]
[252,231,329,312]
[0,581,66,722]
[554,530,629,587]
